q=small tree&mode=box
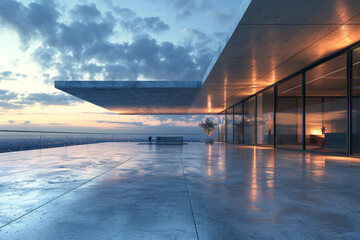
[199,118,217,142]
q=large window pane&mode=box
[257,88,274,146]
[305,54,346,154]
[218,113,226,142]
[226,108,234,143]
[276,75,302,149]
[353,48,360,154]
[244,97,255,144]
[234,103,244,144]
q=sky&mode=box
[0,0,242,135]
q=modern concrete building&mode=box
[4,1,360,239]
[56,0,360,157]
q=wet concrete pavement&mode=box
[0,142,360,239]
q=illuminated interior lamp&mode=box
[310,128,323,136]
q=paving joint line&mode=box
[0,152,142,230]
[179,154,200,240]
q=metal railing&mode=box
[0,130,135,153]
[0,130,213,153]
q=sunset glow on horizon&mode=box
[0,0,241,133]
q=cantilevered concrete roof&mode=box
[55,81,202,114]
[56,0,360,115]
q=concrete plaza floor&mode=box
[0,142,360,239]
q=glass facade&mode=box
[234,103,244,144]
[244,97,256,145]
[219,43,360,156]
[353,47,360,155]
[226,108,234,143]
[276,75,302,149]
[305,54,347,154]
[257,88,274,146]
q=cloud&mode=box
[168,0,236,24]
[54,17,115,58]
[115,6,170,34]
[181,28,225,75]
[43,31,210,81]
[70,4,101,22]
[0,71,27,81]
[15,73,27,78]
[96,120,150,127]
[123,16,169,34]
[0,102,23,109]
[0,89,20,101]
[21,93,83,106]
[0,71,12,77]
[0,90,82,109]
[7,119,33,125]
[206,9,237,25]
[0,1,216,84]
[0,0,60,46]
[182,28,207,40]
[169,0,212,19]
[182,28,224,48]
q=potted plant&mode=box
[199,118,217,144]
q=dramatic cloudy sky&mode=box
[0,0,241,134]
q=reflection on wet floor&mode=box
[0,142,360,239]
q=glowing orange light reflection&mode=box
[207,143,212,177]
[337,1,352,45]
[266,151,275,189]
[250,147,258,202]
[325,156,360,162]
[218,154,225,174]
[271,58,276,85]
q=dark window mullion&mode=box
[302,72,306,151]
[347,49,353,156]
